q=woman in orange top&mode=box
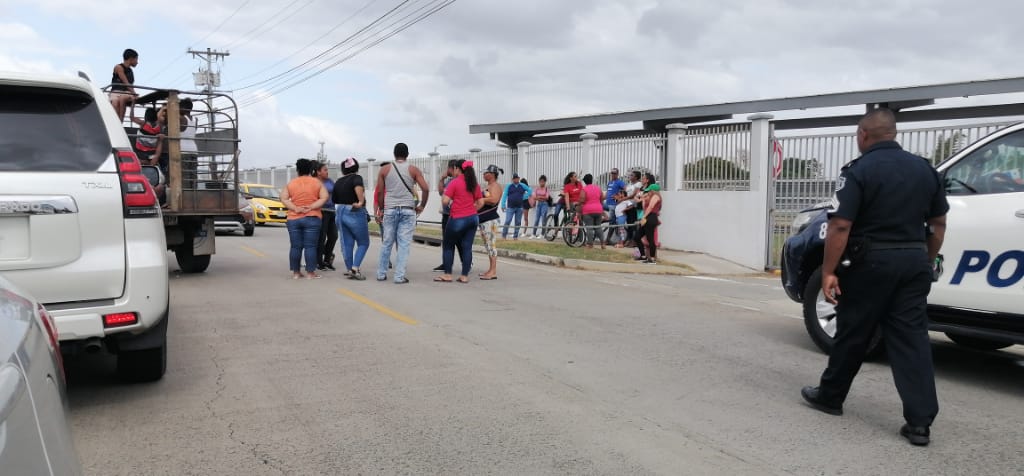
[280,159,329,279]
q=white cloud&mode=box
[7,0,1024,167]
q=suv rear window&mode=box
[0,86,112,172]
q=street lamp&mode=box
[434,143,448,154]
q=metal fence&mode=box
[680,124,752,191]
[592,134,666,184]
[521,142,583,185]
[765,119,1020,269]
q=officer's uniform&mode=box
[817,140,949,428]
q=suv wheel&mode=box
[802,267,884,358]
[944,333,1014,351]
[117,342,167,382]
[244,225,255,237]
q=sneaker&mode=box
[643,259,657,264]
[376,275,387,281]
[432,264,445,272]
[324,263,336,271]
[394,277,410,284]
[343,269,353,277]
[349,270,366,281]
[633,256,647,261]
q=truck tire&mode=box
[802,267,884,358]
[944,333,1014,351]
[117,342,167,382]
[175,243,211,273]
[244,225,255,237]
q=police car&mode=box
[780,122,1024,356]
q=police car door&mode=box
[933,125,1024,314]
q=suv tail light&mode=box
[103,312,138,327]
[38,303,65,382]
[115,148,159,218]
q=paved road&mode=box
[67,225,1024,475]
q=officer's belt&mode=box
[868,241,926,251]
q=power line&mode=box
[150,0,252,81]
[240,0,457,108]
[227,0,382,85]
[223,0,314,51]
[233,0,414,92]
[235,0,441,102]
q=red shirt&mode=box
[582,184,603,214]
[564,182,583,205]
[444,175,483,219]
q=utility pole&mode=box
[187,48,229,177]
[317,141,326,163]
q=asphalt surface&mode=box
[67,225,1024,475]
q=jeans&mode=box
[377,207,417,281]
[614,215,627,243]
[337,204,370,272]
[582,213,603,245]
[441,213,464,262]
[443,215,478,276]
[531,201,549,235]
[318,209,338,266]
[502,207,524,238]
[287,216,322,273]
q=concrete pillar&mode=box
[516,141,531,179]
[747,113,775,270]
[428,151,440,194]
[469,148,482,167]
[665,123,687,191]
[366,159,377,205]
[747,114,774,193]
[581,133,598,174]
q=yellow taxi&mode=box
[241,183,288,225]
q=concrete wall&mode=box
[659,191,767,270]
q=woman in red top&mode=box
[562,171,583,212]
[280,159,329,279]
[579,173,606,249]
[436,160,484,283]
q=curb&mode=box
[405,233,691,276]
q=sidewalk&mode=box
[410,232,765,277]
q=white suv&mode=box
[0,71,170,382]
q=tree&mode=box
[930,132,965,164]
[780,157,822,179]
[683,156,750,181]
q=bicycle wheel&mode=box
[562,216,586,247]
[543,214,559,241]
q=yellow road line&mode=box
[239,245,266,258]
[336,288,418,326]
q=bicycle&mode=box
[560,206,586,247]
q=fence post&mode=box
[665,123,687,191]
[428,151,439,196]
[581,133,597,174]
[747,114,774,193]
[517,141,531,179]
[748,113,774,270]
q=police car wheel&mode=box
[944,333,1014,351]
[802,267,884,358]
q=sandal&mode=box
[457,276,469,283]
[307,273,322,279]
[479,275,498,280]
[434,276,453,283]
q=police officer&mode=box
[800,108,949,446]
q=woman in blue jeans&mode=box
[332,158,371,280]
[281,159,328,279]
[436,159,483,283]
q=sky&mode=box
[4,0,1024,168]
